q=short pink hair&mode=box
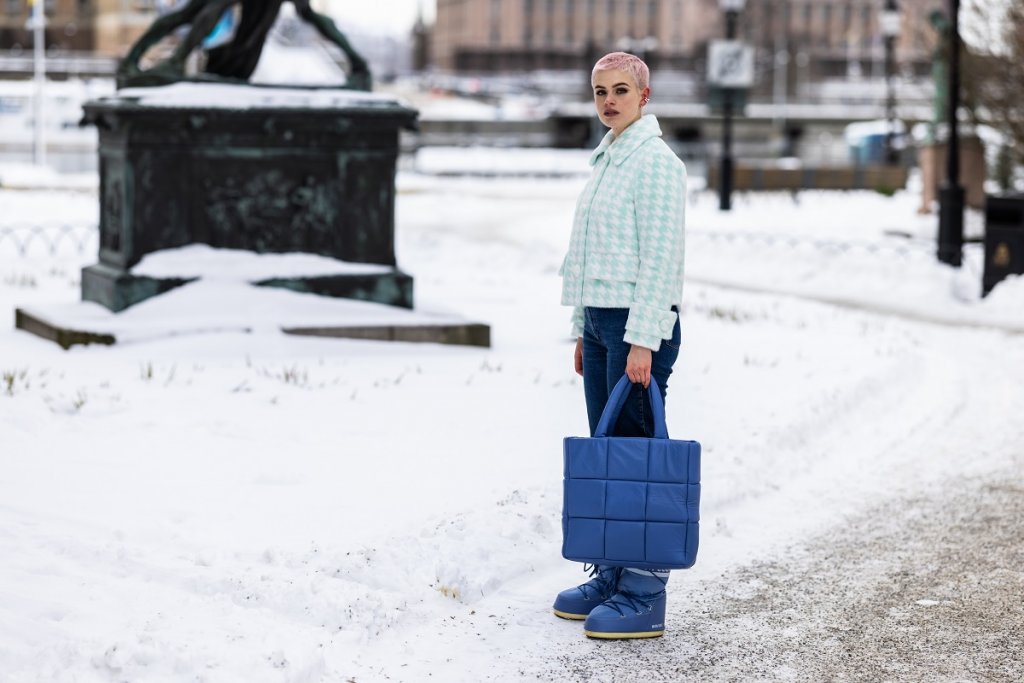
[591,52,650,91]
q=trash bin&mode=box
[983,194,1024,296]
[850,133,887,165]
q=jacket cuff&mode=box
[623,329,662,351]
[625,304,677,351]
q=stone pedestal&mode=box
[81,83,417,311]
[918,137,986,213]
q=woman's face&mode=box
[592,69,649,137]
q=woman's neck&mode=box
[612,114,643,139]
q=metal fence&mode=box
[0,222,98,257]
[0,219,943,264]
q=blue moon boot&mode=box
[583,569,668,639]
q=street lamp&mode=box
[880,0,901,165]
[937,0,963,266]
[29,0,46,166]
[718,0,746,212]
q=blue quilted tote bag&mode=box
[561,374,701,570]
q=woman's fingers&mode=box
[626,345,653,386]
[626,365,650,387]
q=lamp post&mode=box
[29,0,46,166]
[718,0,745,212]
[937,0,963,266]
[880,0,901,165]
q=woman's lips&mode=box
[604,109,619,117]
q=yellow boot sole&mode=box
[584,629,665,639]
[553,609,587,620]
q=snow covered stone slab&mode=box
[15,280,490,349]
[136,244,415,309]
[84,245,414,313]
[14,306,116,349]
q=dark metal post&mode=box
[937,0,963,266]
[884,0,899,164]
[719,9,739,211]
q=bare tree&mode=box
[961,0,1024,190]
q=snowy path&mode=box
[344,295,1024,682]
[2,179,1022,681]
[540,468,1024,683]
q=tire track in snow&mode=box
[688,275,1024,336]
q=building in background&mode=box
[433,0,718,72]
[0,0,161,56]
[432,0,937,99]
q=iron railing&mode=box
[0,221,98,257]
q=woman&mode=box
[553,52,687,640]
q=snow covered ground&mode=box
[1,159,1022,682]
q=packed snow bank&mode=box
[981,273,1024,313]
[681,189,1022,333]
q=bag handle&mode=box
[593,374,669,439]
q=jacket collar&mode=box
[589,114,663,167]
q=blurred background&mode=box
[0,0,1020,195]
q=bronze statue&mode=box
[118,0,371,90]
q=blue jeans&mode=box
[581,306,681,438]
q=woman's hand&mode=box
[626,344,653,387]
[574,337,584,376]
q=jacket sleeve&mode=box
[624,149,686,351]
[570,306,584,338]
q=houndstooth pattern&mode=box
[559,115,687,351]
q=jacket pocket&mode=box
[587,251,640,282]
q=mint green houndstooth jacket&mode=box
[559,115,687,351]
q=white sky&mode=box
[961,0,1013,54]
[317,0,435,35]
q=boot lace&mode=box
[575,563,618,600]
[602,573,667,616]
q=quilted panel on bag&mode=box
[562,436,701,569]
